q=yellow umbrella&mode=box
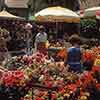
[0,9,24,20]
[35,6,80,23]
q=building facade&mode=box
[79,0,100,9]
[0,0,99,18]
[0,0,5,11]
[28,0,80,15]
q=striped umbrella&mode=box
[34,6,80,23]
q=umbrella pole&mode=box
[56,22,58,39]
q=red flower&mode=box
[96,84,100,90]
[59,88,65,94]
[44,81,53,88]
[34,96,45,100]
[67,84,77,92]
[2,70,25,86]
[92,66,100,72]
[51,93,57,100]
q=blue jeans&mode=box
[68,63,82,73]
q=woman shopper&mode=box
[65,34,83,73]
[35,26,47,53]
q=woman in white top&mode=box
[35,26,47,53]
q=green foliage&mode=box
[80,18,96,28]
[80,18,100,39]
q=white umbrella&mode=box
[35,6,80,23]
[84,7,100,17]
[0,9,24,19]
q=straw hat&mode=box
[25,23,33,29]
[38,25,45,31]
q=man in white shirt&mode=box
[35,26,47,52]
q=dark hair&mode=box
[69,34,81,45]
[38,25,45,31]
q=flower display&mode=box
[2,70,25,87]
[0,50,99,100]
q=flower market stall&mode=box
[0,4,99,100]
[0,45,99,100]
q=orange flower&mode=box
[57,48,67,59]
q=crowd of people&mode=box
[0,20,100,68]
